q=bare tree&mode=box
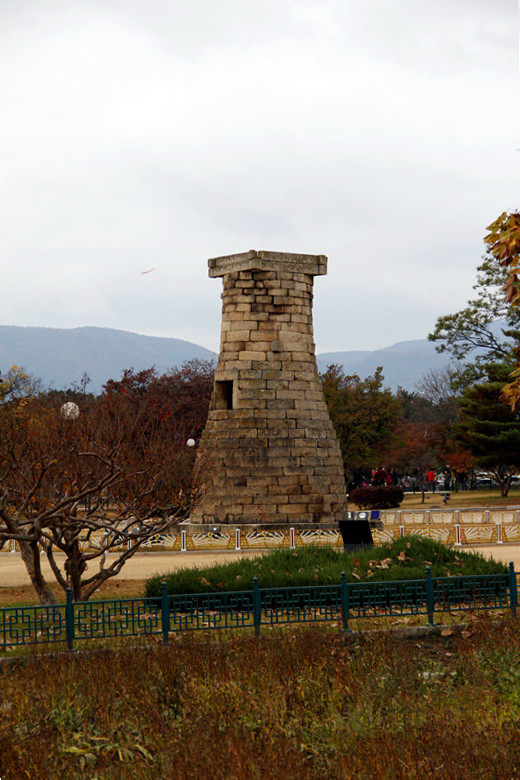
[415,364,462,426]
[0,391,201,603]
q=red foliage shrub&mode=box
[350,485,404,509]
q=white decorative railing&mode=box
[2,507,520,554]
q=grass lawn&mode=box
[145,536,506,597]
[399,487,520,510]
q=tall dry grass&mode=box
[1,618,520,778]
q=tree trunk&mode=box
[495,471,513,497]
[500,479,511,497]
[64,539,87,601]
[18,541,58,605]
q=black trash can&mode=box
[338,512,374,553]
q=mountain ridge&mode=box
[0,324,451,394]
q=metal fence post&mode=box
[161,580,170,645]
[425,566,435,626]
[341,571,349,632]
[65,587,74,651]
[509,562,518,619]
[253,577,261,637]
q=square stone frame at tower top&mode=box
[190,250,348,524]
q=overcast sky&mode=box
[1,0,519,354]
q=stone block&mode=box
[226,329,251,341]
[234,398,267,409]
[268,482,302,496]
[249,329,277,342]
[275,389,305,400]
[252,360,282,370]
[277,475,307,487]
[266,399,295,410]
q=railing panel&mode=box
[0,604,67,647]
[348,580,429,618]
[261,585,341,626]
[74,598,162,640]
[169,590,254,631]
[432,574,509,612]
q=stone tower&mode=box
[190,250,348,524]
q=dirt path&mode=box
[0,550,264,589]
[2,544,520,590]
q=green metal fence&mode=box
[1,565,518,654]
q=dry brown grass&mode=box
[1,618,520,778]
[0,579,144,607]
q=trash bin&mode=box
[338,512,374,553]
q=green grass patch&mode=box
[144,536,507,597]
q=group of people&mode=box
[370,467,399,486]
[350,466,476,494]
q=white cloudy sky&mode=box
[1,0,518,354]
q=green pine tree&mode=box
[455,362,520,496]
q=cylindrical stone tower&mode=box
[190,250,348,524]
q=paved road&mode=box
[1,545,520,588]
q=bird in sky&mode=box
[140,268,156,275]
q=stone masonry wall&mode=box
[190,250,349,524]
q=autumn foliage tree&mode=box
[321,365,402,481]
[484,211,520,411]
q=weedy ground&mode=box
[1,616,520,779]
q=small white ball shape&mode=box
[186,438,196,447]
[61,401,80,420]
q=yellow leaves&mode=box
[200,577,210,586]
[485,211,520,313]
[500,368,520,412]
[485,211,520,266]
[503,274,520,305]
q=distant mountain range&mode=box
[0,325,452,394]
[316,340,452,392]
[0,326,216,393]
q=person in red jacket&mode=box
[427,469,437,492]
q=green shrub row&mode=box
[144,536,507,598]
